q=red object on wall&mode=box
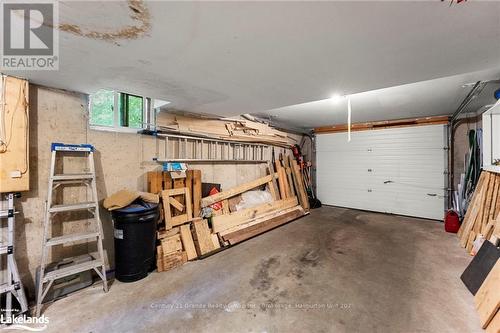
[445,210,461,233]
[208,187,223,211]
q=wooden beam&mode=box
[169,197,185,212]
[220,205,305,236]
[201,174,273,207]
[162,171,172,190]
[161,234,182,255]
[179,224,198,260]
[192,170,202,217]
[267,161,280,200]
[212,197,298,233]
[157,227,180,239]
[166,188,187,196]
[288,155,310,211]
[314,115,449,134]
[147,171,163,194]
[475,260,500,328]
[223,206,305,245]
[459,172,488,245]
[274,161,288,199]
[192,219,216,255]
[284,157,295,197]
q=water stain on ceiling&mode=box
[58,0,151,43]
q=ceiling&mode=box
[5,1,500,127]
[255,68,500,129]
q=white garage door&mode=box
[316,124,446,220]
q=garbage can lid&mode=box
[113,201,158,215]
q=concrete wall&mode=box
[11,84,298,300]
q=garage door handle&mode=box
[383,180,393,184]
[427,193,437,197]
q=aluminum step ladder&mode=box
[35,143,108,316]
[0,193,28,320]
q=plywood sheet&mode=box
[0,76,29,192]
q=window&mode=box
[89,89,145,131]
[119,93,143,128]
[89,89,114,127]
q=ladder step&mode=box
[0,283,16,294]
[46,232,99,246]
[49,202,97,213]
[43,259,103,283]
[53,173,93,181]
[0,245,9,255]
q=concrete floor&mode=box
[35,206,481,333]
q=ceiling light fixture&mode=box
[330,94,343,103]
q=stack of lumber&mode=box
[156,228,188,272]
[148,156,309,272]
[156,112,296,147]
[206,155,309,245]
[458,171,500,252]
[148,169,221,272]
[474,259,500,333]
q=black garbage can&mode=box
[111,201,159,282]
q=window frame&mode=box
[89,90,147,133]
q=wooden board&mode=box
[284,158,295,197]
[156,245,164,271]
[212,197,298,233]
[314,115,449,134]
[192,219,216,255]
[486,310,500,333]
[223,206,305,245]
[163,171,173,190]
[161,234,182,254]
[192,170,202,217]
[156,112,296,147]
[220,206,303,236]
[459,172,487,239]
[158,251,188,272]
[147,171,163,194]
[0,76,29,192]
[288,155,310,211]
[211,233,221,250]
[201,174,273,207]
[460,172,488,247]
[169,197,185,212]
[274,161,288,199]
[157,227,179,239]
[267,161,280,201]
[475,259,500,328]
[180,224,197,260]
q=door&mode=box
[316,124,446,220]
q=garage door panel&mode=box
[317,124,446,220]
